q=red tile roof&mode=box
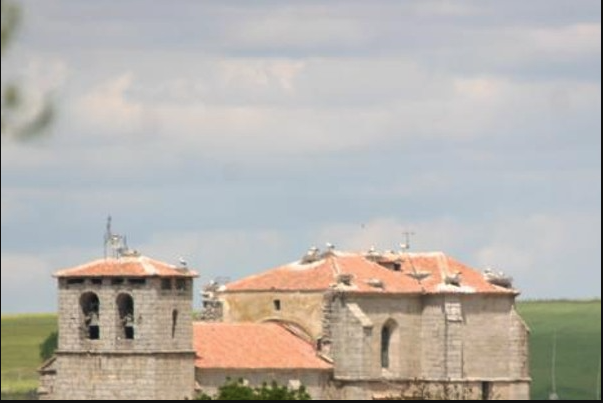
[383,252,516,294]
[193,323,332,370]
[225,251,516,295]
[54,256,198,278]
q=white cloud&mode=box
[412,0,480,17]
[0,0,600,312]
[64,62,600,164]
[0,254,52,285]
[473,213,601,270]
[22,57,71,93]
[315,217,479,255]
[141,229,286,272]
[529,23,602,56]
[0,144,58,171]
[225,10,371,51]
[0,247,99,313]
[473,213,602,297]
[75,73,143,135]
[220,59,306,92]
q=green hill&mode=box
[518,300,601,401]
[1,315,57,400]
[1,301,601,400]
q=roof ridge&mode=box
[140,256,158,275]
[221,252,516,295]
[436,252,449,277]
[54,256,197,278]
[329,255,341,277]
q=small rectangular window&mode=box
[91,279,103,286]
[125,327,135,340]
[445,301,463,323]
[67,279,85,286]
[176,279,187,291]
[161,279,172,291]
[112,278,125,286]
[128,279,146,286]
[274,300,282,311]
[89,326,100,340]
[482,382,492,400]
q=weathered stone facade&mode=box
[218,291,530,400]
[215,251,531,400]
[326,293,530,400]
[40,257,198,401]
[49,352,194,400]
[221,291,324,339]
[41,250,530,401]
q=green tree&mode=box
[197,379,311,401]
[39,331,58,362]
[1,0,54,139]
[1,0,19,54]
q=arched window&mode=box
[172,310,179,339]
[381,320,398,369]
[80,292,100,340]
[117,294,135,340]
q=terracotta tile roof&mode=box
[54,256,198,278]
[193,323,332,370]
[225,253,423,294]
[383,252,516,295]
[224,251,516,295]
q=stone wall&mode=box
[195,369,332,400]
[329,293,530,400]
[420,296,447,379]
[38,359,57,400]
[330,298,373,380]
[331,294,423,380]
[50,276,530,401]
[58,278,194,353]
[460,295,530,380]
[333,379,530,400]
[50,277,197,400]
[51,352,195,400]
[220,291,324,339]
[420,294,529,384]
[153,353,197,400]
[509,309,530,379]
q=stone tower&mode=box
[40,255,198,400]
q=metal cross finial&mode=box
[400,231,416,251]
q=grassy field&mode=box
[1,301,600,400]
[518,300,601,401]
[1,315,57,400]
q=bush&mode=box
[39,331,58,362]
[197,379,311,400]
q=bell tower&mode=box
[42,233,198,400]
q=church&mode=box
[39,243,530,400]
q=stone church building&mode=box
[39,246,530,400]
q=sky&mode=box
[1,0,601,313]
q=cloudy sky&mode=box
[1,0,601,313]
